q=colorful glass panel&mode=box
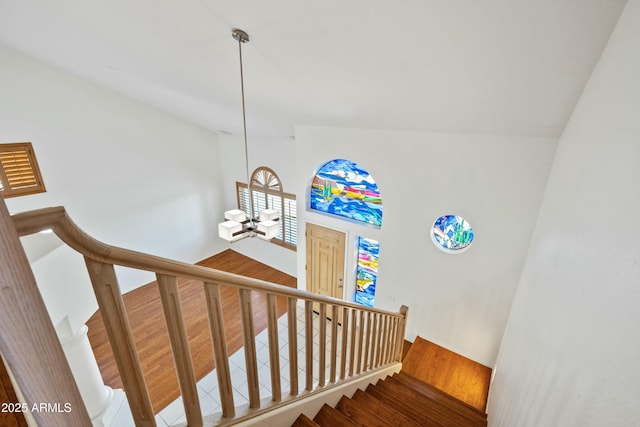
[431,215,474,253]
[355,237,379,307]
[310,159,382,226]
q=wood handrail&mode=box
[12,206,404,319]
[9,205,409,426]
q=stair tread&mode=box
[375,377,483,427]
[401,337,491,413]
[395,372,488,420]
[365,383,444,427]
[292,413,320,427]
[351,389,421,427]
[313,403,359,427]
[336,395,394,427]
[384,376,485,427]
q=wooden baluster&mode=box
[362,312,372,372]
[378,315,391,365]
[379,314,386,366]
[85,258,156,426]
[388,316,395,363]
[318,303,327,387]
[378,314,389,366]
[84,259,155,426]
[339,307,349,380]
[371,314,383,368]
[356,310,365,374]
[391,317,400,363]
[239,288,260,408]
[382,315,388,364]
[157,274,202,427]
[371,313,382,368]
[305,300,314,391]
[266,294,281,401]
[348,309,357,377]
[329,305,339,383]
[377,314,384,367]
[287,298,298,396]
[385,316,398,363]
[373,314,381,368]
[378,315,387,366]
[397,306,409,362]
[203,282,234,418]
[0,199,90,427]
[369,313,378,370]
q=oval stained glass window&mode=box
[431,215,474,253]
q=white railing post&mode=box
[57,322,116,421]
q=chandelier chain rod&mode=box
[237,33,254,223]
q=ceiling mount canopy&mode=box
[219,28,280,243]
[232,28,249,44]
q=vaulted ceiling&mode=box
[0,0,628,139]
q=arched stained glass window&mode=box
[431,215,474,253]
[310,159,382,226]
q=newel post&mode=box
[398,305,409,362]
[0,196,91,426]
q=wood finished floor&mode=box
[401,336,492,413]
[87,249,296,413]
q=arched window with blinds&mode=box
[236,167,297,250]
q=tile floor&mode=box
[154,307,341,426]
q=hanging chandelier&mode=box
[218,29,280,242]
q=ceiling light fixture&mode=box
[218,29,280,242]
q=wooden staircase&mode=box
[292,337,491,427]
[292,372,488,427]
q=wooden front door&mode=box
[306,223,346,305]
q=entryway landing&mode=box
[402,337,492,413]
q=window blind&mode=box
[0,142,46,198]
[236,169,297,250]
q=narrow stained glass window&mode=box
[355,237,379,307]
[310,159,382,227]
[431,215,474,253]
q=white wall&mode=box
[295,126,556,366]
[0,43,228,332]
[488,1,640,425]
[217,134,298,277]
